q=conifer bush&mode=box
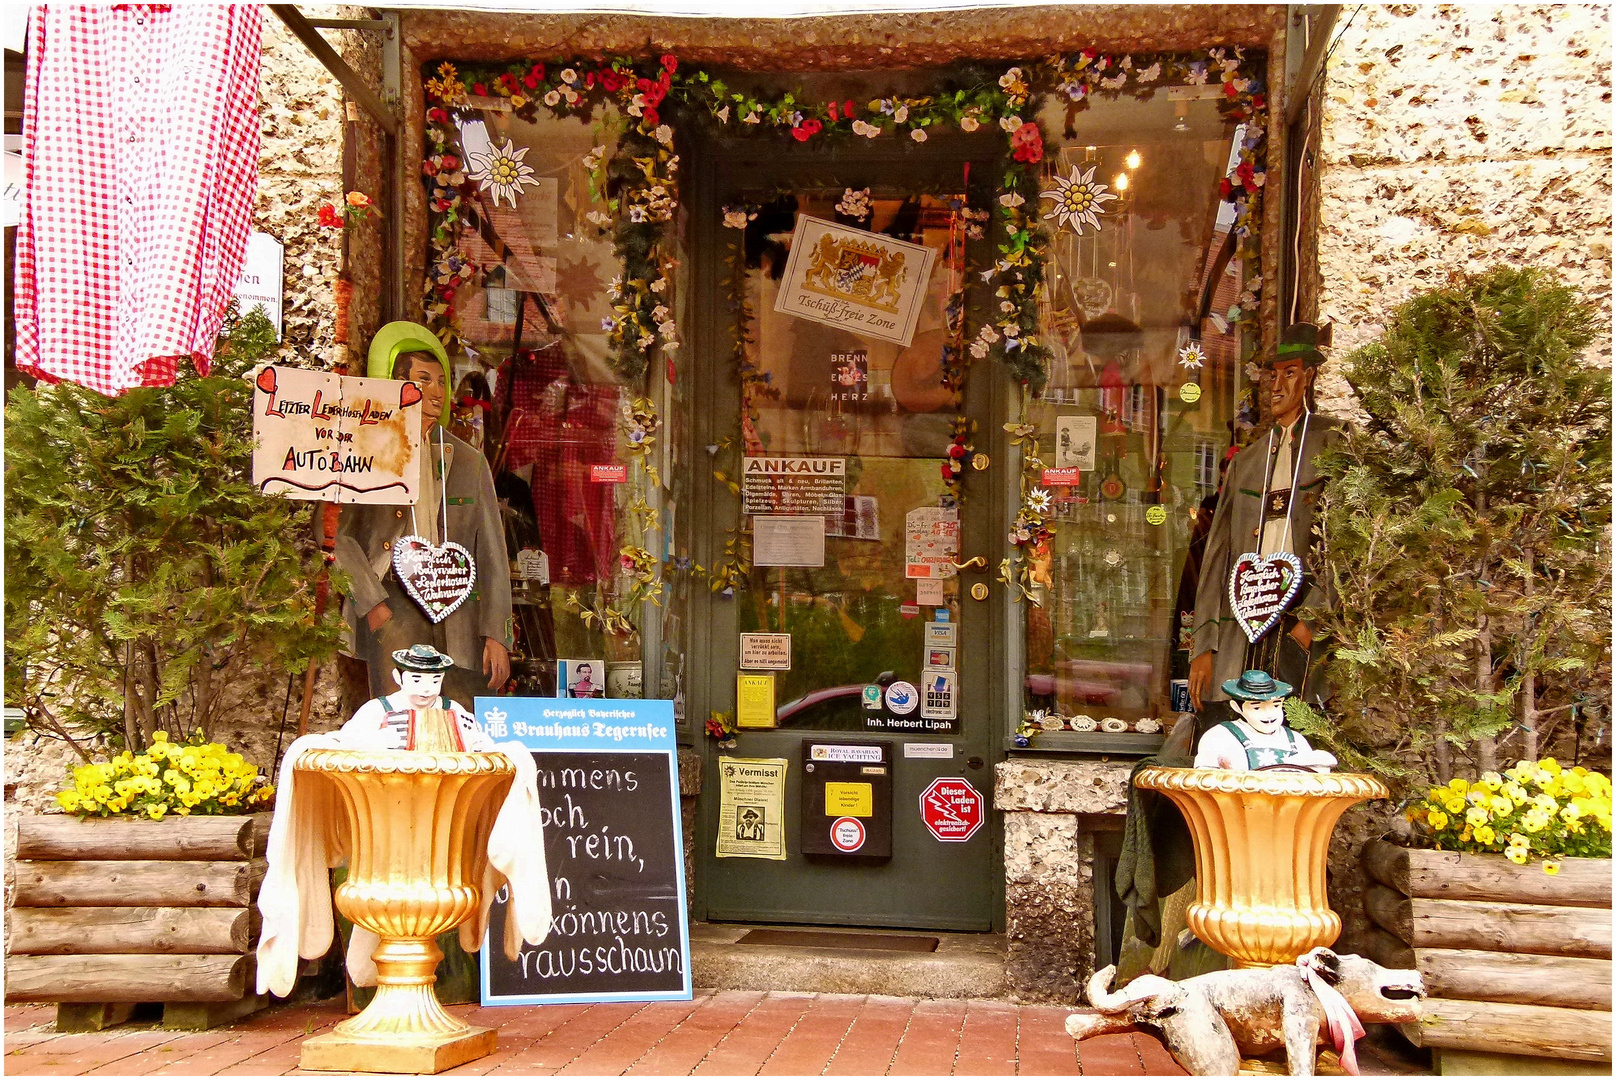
[4,309,344,753]
[1294,267,1611,783]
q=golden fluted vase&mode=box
[295,742,514,1074]
[1135,766,1388,968]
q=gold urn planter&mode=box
[1135,766,1388,968]
[295,746,515,1075]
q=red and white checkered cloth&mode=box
[14,5,262,395]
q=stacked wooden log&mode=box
[5,812,273,1032]
[1361,839,1613,1066]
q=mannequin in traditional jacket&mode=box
[1188,324,1340,713]
[333,322,514,707]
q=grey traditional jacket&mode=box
[333,427,514,669]
[1191,414,1341,701]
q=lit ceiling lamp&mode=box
[1125,149,1141,170]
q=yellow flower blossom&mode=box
[1542,860,1561,875]
[1474,825,1496,845]
[1428,810,1450,830]
[1506,848,1528,865]
[1465,806,1489,828]
[1443,798,1465,815]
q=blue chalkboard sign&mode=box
[474,697,692,1006]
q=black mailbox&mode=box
[800,739,893,858]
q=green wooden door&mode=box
[687,135,1006,931]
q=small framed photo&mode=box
[559,658,606,699]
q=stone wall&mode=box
[995,759,1131,1004]
[1314,3,1612,416]
[1312,1,1612,949]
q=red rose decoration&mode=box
[643,107,660,127]
[827,101,839,121]
[637,77,654,94]
[524,73,539,89]
[1252,93,1266,110]
[1224,81,1238,98]
[530,63,544,81]
[422,160,438,177]
[845,99,857,117]
[661,54,678,73]
[317,204,343,228]
[1219,177,1233,199]
[948,443,966,459]
[472,82,487,96]
[585,70,597,88]
[426,107,447,123]
[792,126,812,142]
[442,154,459,170]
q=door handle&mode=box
[951,556,988,571]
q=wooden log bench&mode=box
[4,812,273,1032]
[1361,839,1613,1072]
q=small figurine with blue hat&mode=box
[1193,669,1337,772]
[336,643,498,752]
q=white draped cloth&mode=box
[255,734,552,997]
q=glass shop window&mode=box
[437,109,671,700]
[1020,89,1253,746]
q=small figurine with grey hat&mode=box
[1193,668,1336,772]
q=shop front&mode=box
[358,3,1319,1000]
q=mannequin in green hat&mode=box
[1193,669,1337,772]
[1188,323,1341,721]
[333,322,514,706]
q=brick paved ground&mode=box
[4,994,1189,1076]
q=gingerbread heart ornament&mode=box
[391,535,476,624]
[1228,551,1304,643]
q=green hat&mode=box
[367,322,452,425]
[1270,322,1332,368]
[391,643,455,673]
[1222,669,1293,702]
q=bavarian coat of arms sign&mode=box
[773,214,937,347]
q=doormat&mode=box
[736,929,940,953]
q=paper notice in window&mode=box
[905,507,959,579]
[916,578,946,606]
[753,515,826,567]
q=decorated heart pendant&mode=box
[1228,551,1304,643]
[391,535,477,624]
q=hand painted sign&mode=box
[774,215,937,347]
[252,366,421,503]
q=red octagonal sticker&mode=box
[919,777,985,843]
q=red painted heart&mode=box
[1228,551,1304,644]
[391,535,476,624]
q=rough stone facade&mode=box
[1313,3,1613,416]
[995,760,1131,1004]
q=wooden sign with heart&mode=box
[1228,550,1304,643]
[392,535,477,624]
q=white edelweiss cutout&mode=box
[1039,164,1118,235]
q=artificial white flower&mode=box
[959,116,980,132]
[650,277,668,293]
[716,105,731,123]
[743,111,761,124]
[999,300,1017,314]
[723,208,751,229]
[969,340,990,359]
[466,138,538,208]
[654,124,675,147]
[1039,164,1118,235]
[999,192,1025,208]
[581,144,607,171]
[1026,488,1053,513]
[999,115,1024,133]
[544,90,561,106]
[1003,324,1020,338]
[585,210,612,228]
[1177,341,1207,370]
[560,68,578,84]
[911,127,928,142]
[894,104,909,123]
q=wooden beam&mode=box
[1285,5,1342,128]
[1363,840,1612,907]
[1403,998,1613,1063]
[15,813,270,862]
[5,954,253,1004]
[267,5,398,137]
[7,907,253,956]
[1365,884,1611,959]
[1413,948,1611,1012]
[12,859,265,909]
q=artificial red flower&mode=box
[472,82,487,96]
[1224,80,1238,98]
[426,107,448,123]
[637,77,654,94]
[643,107,660,127]
[422,160,438,177]
[661,54,678,73]
[441,154,460,170]
[844,99,857,118]
[524,72,540,89]
[792,126,812,142]
[1218,177,1233,199]
[530,63,544,81]
[317,204,343,228]
[948,443,966,459]
[1251,93,1266,110]
[827,101,840,121]
[1010,121,1044,164]
[585,70,597,88]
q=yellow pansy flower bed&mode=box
[1407,758,1612,874]
[54,731,274,821]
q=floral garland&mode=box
[419,49,1270,621]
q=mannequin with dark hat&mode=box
[1193,669,1337,771]
[1188,323,1339,717]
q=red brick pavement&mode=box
[4,996,1190,1076]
